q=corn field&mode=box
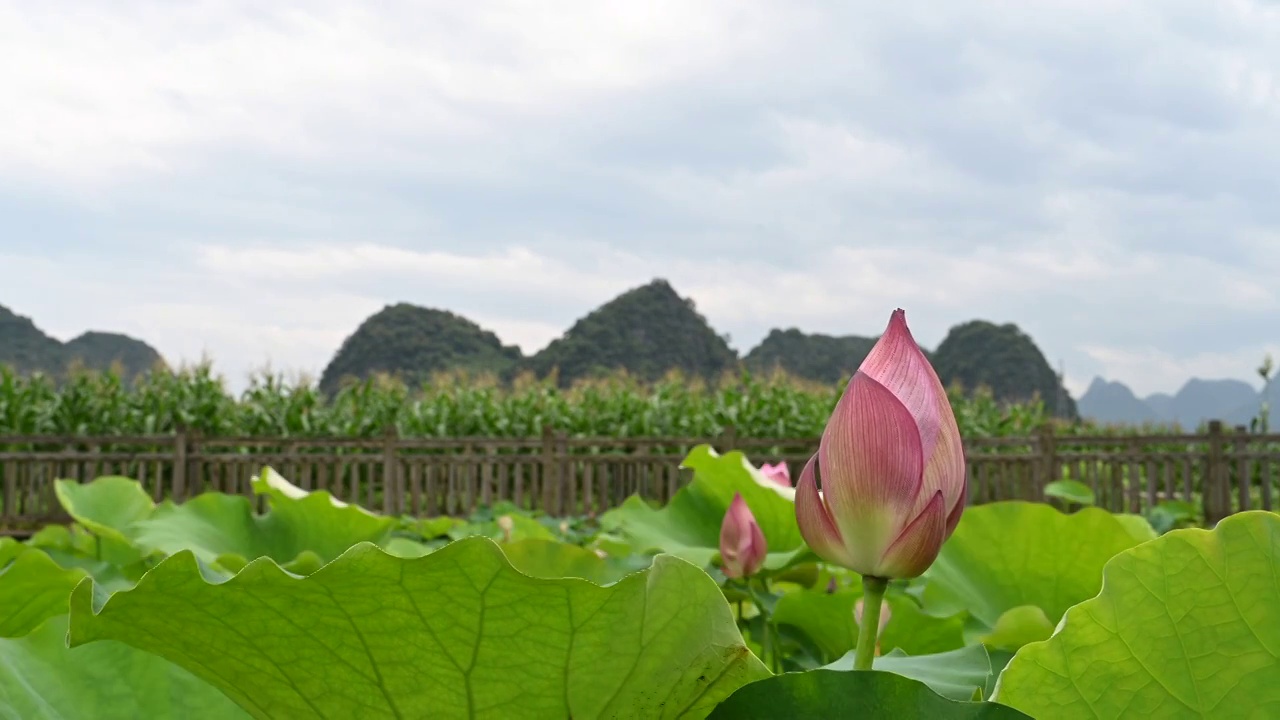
[0,363,1196,440]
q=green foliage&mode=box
[1144,499,1198,534]
[68,537,769,720]
[824,645,1001,702]
[931,320,1077,419]
[498,538,637,584]
[0,361,1062,439]
[771,585,966,663]
[0,446,1274,717]
[919,503,1154,643]
[742,328,880,384]
[600,445,809,571]
[1042,479,1095,506]
[0,616,250,719]
[528,279,738,386]
[706,670,1029,719]
[0,304,70,376]
[993,511,1280,718]
[63,331,166,379]
[0,304,162,382]
[0,534,245,718]
[0,540,87,638]
[319,303,523,395]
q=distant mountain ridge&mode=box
[743,329,881,385]
[1078,376,1273,429]
[0,304,164,381]
[318,280,1078,416]
[320,303,523,394]
[6,280,1104,420]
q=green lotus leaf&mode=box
[53,476,157,565]
[0,542,244,719]
[822,644,998,702]
[68,536,769,720]
[24,525,136,593]
[600,445,809,570]
[773,586,964,663]
[0,616,248,719]
[449,513,557,543]
[380,537,434,559]
[1043,479,1094,506]
[706,669,1030,719]
[978,606,1054,652]
[129,468,396,566]
[921,502,1151,633]
[993,510,1280,718]
[500,538,640,585]
[0,541,87,638]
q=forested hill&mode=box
[4,284,1079,415]
[528,279,739,386]
[0,304,164,380]
[319,303,523,394]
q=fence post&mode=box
[1036,423,1057,502]
[541,425,556,515]
[557,431,573,516]
[172,425,188,502]
[1204,420,1229,526]
[188,427,203,499]
[382,425,400,516]
[1233,425,1250,512]
[719,424,738,452]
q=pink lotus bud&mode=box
[719,493,767,579]
[796,309,966,579]
[854,596,893,655]
[759,461,792,488]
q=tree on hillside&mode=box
[931,320,1078,418]
[64,331,167,379]
[0,305,164,382]
[528,279,739,386]
[320,303,523,394]
[744,329,881,385]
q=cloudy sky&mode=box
[3,1,1279,398]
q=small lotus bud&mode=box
[496,515,514,542]
[719,493,767,579]
[759,461,792,488]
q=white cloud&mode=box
[194,242,627,302]
[0,1,779,188]
[1080,344,1277,397]
[3,1,1280,401]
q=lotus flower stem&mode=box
[742,578,782,673]
[853,576,888,671]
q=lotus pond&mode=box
[0,445,1276,719]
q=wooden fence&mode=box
[1,421,1277,531]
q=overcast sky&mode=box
[3,1,1279,398]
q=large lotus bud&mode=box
[796,309,966,579]
[759,461,792,488]
[719,493,767,579]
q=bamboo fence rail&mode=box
[1,421,1275,530]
